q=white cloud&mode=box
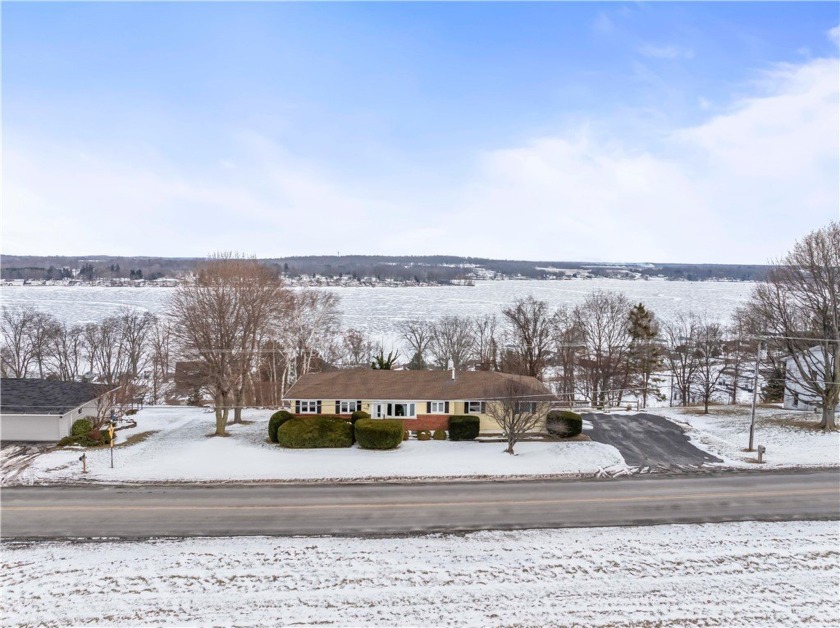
[444,54,838,263]
[638,44,694,60]
[829,25,839,47]
[2,52,837,264]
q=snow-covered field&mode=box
[651,405,840,469]
[0,278,754,338]
[2,407,626,485]
[3,520,838,627]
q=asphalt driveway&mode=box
[583,412,723,468]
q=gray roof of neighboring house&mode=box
[0,378,114,415]
[284,370,556,402]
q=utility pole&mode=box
[748,340,763,452]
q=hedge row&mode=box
[268,410,294,443]
[277,416,354,449]
[546,410,583,437]
[354,419,404,450]
[448,415,480,441]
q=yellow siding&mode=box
[294,398,546,434]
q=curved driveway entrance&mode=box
[583,412,723,468]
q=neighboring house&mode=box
[783,346,834,412]
[0,378,114,442]
[283,370,557,433]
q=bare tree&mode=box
[397,320,433,370]
[170,255,285,435]
[486,379,552,455]
[50,323,86,381]
[30,312,61,379]
[747,222,839,429]
[1,306,40,377]
[150,318,173,403]
[573,291,632,405]
[473,314,499,371]
[550,306,581,405]
[429,315,475,370]
[663,313,701,407]
[502,296,553,378]
[118,308,156,379]
[692,319,729,413]
[83,316,129,387]
[341,328,376,368]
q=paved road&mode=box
[583,412,723,467]
[3,470,837,539]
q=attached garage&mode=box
[0,379,114,442]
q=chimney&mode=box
[448,359,455,380]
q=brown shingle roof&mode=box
[284,370,556,402]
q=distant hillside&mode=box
[0,254,770,283]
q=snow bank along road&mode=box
[3,521,838,627]
[3,469,838,539]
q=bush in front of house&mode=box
[71,418,94,437]
[546,410,583,437]
[448,415,480,441]
[417,430,431,441]
[403,430,410,441]
[354,419,404,450]
[432,429,446,440]
[268,410,295,443]
[277,416,354,449]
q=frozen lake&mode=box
[1,279,754,341]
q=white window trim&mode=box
[299,400,318,414]
[466,401,487,414]
[371,401,417,419]
[429,401,446,413]
[338,400,360,414]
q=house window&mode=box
[372,402,416,418]
[338,400,361,414]
[428,401,448,413]
[298,401,319,414]
[515,401,539,414]
[466,401,487,414]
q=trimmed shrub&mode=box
[432,429,446,441]
[351,410,370,424]
[71,418,94,437]
[268,410,294,443]
[57,435,82,447]
[277,416,354,449]
[448,415,480,441]
[355,419,404,450]
[417,430,431,441]
[546,410,583,438]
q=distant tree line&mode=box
[1,254,769,283]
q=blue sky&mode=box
[3,2,838,263]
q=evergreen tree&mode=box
[627,303,663,408]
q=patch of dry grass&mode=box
[114,431,158,448]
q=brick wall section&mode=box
[402,415,449,431]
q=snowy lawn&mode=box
[3,406,626,485]
[3,520,838,627]
[648,405,839,469]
